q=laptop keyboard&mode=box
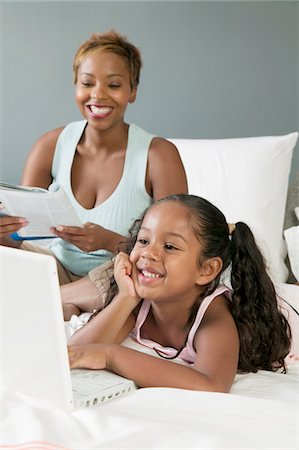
[72,369,124,393]
[71,369,136,406]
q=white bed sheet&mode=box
[2,283,299,450]
[2,364,298,450]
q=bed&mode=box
[2,132,299,450]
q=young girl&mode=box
[68,194,291,392]
[0,31,187,319]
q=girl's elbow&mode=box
[196,383,232,394]
[68,329,93,346]
[192,384,231,393]
[209,384,232,394]
[192,375,233,393]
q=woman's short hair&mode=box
[73,30,142,90]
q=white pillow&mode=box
[169,132,298,282]
[284,226,299,281]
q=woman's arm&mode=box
[0,128,62,246]
[147,138,188,200]
[21,127,64,188]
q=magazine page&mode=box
[0,185,82,238]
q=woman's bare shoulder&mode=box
[147,137,188,199]
[32,126,65,152]
[149,136,180,155]
[21,126,65,186]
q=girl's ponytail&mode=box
[230,222,291,373]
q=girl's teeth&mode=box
[142,270,160,278]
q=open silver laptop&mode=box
[1,246,137,411]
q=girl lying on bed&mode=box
[68,194,291,393]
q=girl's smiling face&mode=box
[75,50,136,130]
[129,201,205,304]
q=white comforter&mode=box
[2,282,299,450]
[2,364,298,450]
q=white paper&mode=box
[0,185,82,237]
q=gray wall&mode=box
[1,0,298,184]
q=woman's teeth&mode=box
[90,106,112,114]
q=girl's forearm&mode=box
[107,344,230,393]
[69,293,136,345]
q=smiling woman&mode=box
[0,30,188,319]
[74,51,136,140]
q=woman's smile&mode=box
[87,105,113,119]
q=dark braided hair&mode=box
[105,194,291,373]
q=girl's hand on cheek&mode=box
[68,344,110,370]
[114,252,140,301]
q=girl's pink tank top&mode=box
[130,285,231,364]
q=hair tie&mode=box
[228,223,236,235]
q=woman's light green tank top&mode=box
[48,121,154,276]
